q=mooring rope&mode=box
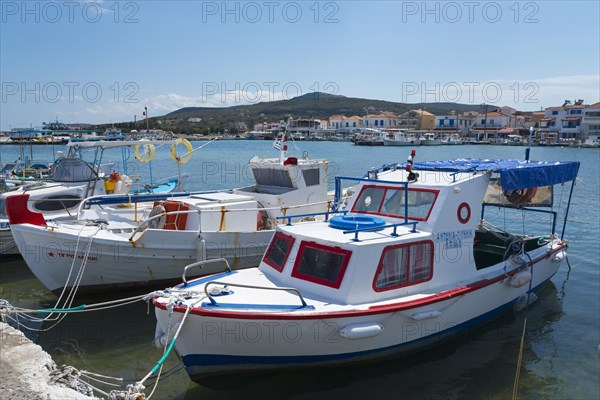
[511,251,535,400]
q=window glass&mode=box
[52,159,96,182]
[252,168,293,188]
[302,168,320,187]
[374,242,433,290]
[292,243,351,288]
[353,186,385,213]
[353,186,437,221]
[33,195,82,212]
[263,232,295,272]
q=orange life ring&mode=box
[504,187,537,206]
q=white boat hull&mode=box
[154,250,564,382]
[11,223,273,293]
[383,139,421,146]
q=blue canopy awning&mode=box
[412,159,580,190]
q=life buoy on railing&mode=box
[134,143,156,163]
[503,187,538,207]
[148,204,166,229]
[170,139,193,164]
[329,215,386,231]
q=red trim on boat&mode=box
[153,244,566,320]
[6,194,47,227]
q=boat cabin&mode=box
[257,158,579,305]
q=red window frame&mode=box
[351,185,439,222]
[291,241,352,289]
[262,231,295,272]
[372,240,434,292]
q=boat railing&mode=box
[276,209,348,225]
[181,258,232,285]
[343,220,419,242]
[481,204,558,234]
[203,281,313,309]
[128,198,339,241]
[128,209,199,242]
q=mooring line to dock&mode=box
[107,294,205,400]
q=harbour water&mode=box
[1,141,598,399]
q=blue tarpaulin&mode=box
[412,159,580,190]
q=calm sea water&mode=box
[1,141,598,399]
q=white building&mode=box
[581,102,600,143]
[476,111,518,129]
[541,101,587,141]
[457,111,479,133]
[364,113,401,129]
[329,115,363,130]
[286,118,325,139]
[435,113,459,130]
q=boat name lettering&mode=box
[0,222,9,229]
[199,321,339,344]
[435,230,472,249]
[47,251,98,262]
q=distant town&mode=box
[2,99,599,148]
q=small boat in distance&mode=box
[152,149,579,382]
[419,132,444,145]
[383,130,421,146]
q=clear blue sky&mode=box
[1,0,599,129]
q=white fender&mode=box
[410,310,443,321]
[148,205,167,229]
[510,270,532,288]
[339,323,383,339]
[552,251,566,263]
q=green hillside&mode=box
[105,92,488,135]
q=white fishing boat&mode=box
[6,137,334,293]
[440,133,464,145]
[151,149,579,383]
[0,140,187,256]
[383,130,421,146]
[419,132,443,145]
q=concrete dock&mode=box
[0,322,97,400]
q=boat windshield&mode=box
[52,158,97,182]
[352,185,438,221]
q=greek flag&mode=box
[273,138,282,150]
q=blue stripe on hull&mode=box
[181,278,552,382]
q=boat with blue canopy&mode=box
[150,148,579,382]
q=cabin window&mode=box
[263,232,295,272]
[352,185,438,221]
[302,168,320,187]
[291,241,351,288]
[33,195,82,212]
[252,168,293,188]
[373,241,433,291]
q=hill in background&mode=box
[106,92,490,135]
